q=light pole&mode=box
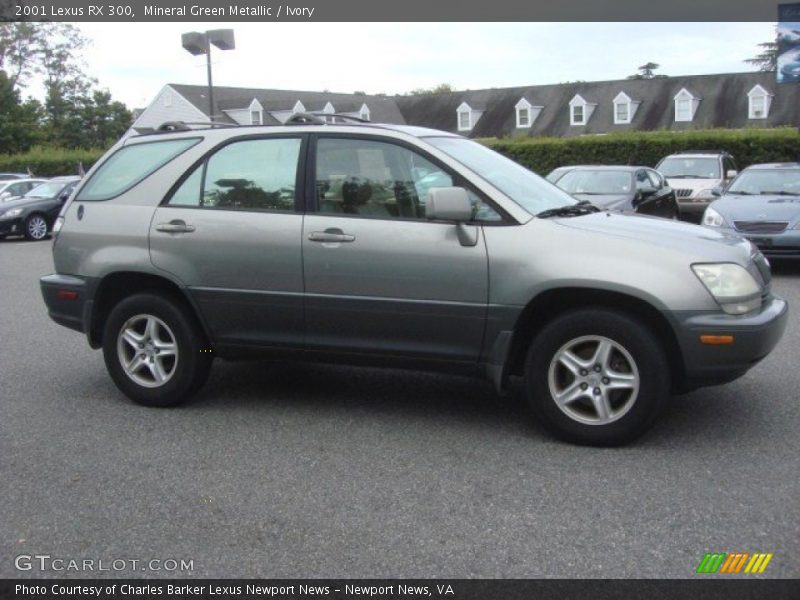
[181,29,235,121]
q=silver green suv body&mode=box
[40,120,787,445]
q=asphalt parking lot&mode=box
[1,238,798,579]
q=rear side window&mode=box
[167,137,302,212]
[76,138,200,201]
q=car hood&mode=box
[573,193,630,209]
[711,194,800,224]
[0,195,51,210]
[554,211,752,263]
[663,177,719,192]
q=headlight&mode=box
[0,208,23,220]
[702,206,726,227]
[692,263,762,315]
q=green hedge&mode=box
[481,128,800,176]
[0,146,105,177]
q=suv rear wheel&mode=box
[102,292,212,407]
[524,308,669,446]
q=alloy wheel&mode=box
[116,314,179,388]
[547,335,640,425]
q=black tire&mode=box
[24,213,49,241]
[102,292,212,407]
[524,308,670,446]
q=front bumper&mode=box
[40,273,97,337]
[0,217,23,236]
[716,227,800,258]
[678,199,712,214]
[670,294,788,389]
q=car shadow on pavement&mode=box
[192,359,535,436]
[184,358,774,449]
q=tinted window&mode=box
[200,138,301,211]
[557,170,632,195]
[727,169,800,196]
[167,139,302,211]
[169,165,203,206]
[646,170,663,188]
[657,157,720,179]
[427,136,576,215]
[77,138,199,201]
[315,137,501,222]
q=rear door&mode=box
[149,135,307,349]
[302,134,497,363]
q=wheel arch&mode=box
[504,287,686,391]
[88,271,211,348]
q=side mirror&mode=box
[634,186,657,203]
[59,192,70,203]
[426,187,473,222]
[726,169,738,180]
[711,186,723,197]
[426,187,478,247]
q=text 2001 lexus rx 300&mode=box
[41,118,788,446]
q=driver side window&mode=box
[315,137,502,222]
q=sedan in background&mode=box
[0,176,80,241]
[548,165,679,219]
[702,163,800,258]
[0,178,49,201]
[0,173,29,181]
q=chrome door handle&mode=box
[308,229,355,243]
[156,220,195,233]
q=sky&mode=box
[23,22,776,109]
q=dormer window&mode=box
[457,102,473,131]
[569,94,596,126]
[674,88,699,122]
[612,91,640,125]
[251,110,262,125]
[515,97,539,128]
[359,103,370,121]
[747,85,773,119]
[292,100,306,114]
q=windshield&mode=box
[425,137,576,215]
[657,157,721,179]
[25,181,70,198]
[727,170,800,196]
[556,170,632,195]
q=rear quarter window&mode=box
[76,138,201,202]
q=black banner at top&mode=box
[0,0,789,22]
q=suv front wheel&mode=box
[102,292,212,407]
[525,308,669,446]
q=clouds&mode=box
[32,22,775,109]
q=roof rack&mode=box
[285,112,369,125]
[156,120,237,132]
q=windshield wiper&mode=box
[537,200,600,219]
[729,190,754,195]
[760,190,800,196]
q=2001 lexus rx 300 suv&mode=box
[41,117,788,446]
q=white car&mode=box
[0,178,49,201]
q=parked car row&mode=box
[702,162,800,258]
[545,150,738,223]
[0,176,82,241]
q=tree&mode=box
[627,62,664,80]
[407,83,454,95]
[744,41,778,72]
[0,70,41,153]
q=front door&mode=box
[302,135,494,363]
[149,135,306,348]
